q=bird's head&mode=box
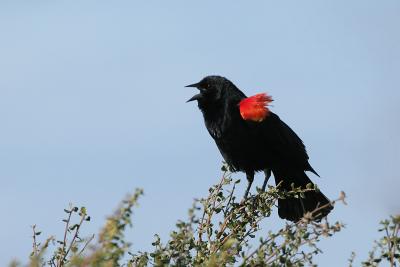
[185,75,230,105]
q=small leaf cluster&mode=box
[27,205,92,267]
[361,215,400,267]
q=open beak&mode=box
[185,81,202,102]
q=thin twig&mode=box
[31,225,39,256]
[385,226,394,267]
[389,221,399,267]
[63,213,87,263]
[205,175,226,245]
[78,234,95,256]
[58,208,73,266]
[223,183,236,216]
[197,173,226,244]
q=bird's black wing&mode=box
[256,112,318,175]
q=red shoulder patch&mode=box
[239,93,273,122]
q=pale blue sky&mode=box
[0,1,399,266]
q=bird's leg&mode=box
[243,171,255,199]
[261,169,271,192]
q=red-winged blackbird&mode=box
[186,75,333,222]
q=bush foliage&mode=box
[10,168,399,267]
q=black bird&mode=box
[186,75,333,222]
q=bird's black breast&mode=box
[203,101,273,172]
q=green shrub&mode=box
[10,168,399,266]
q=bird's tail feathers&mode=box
[273,170,333,222]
